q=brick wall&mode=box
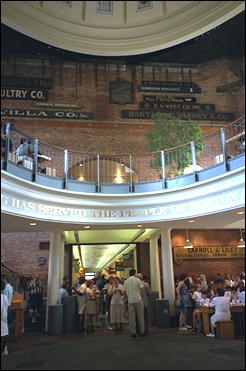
[1,229,244,285]
[1,232,51,282]
[2,55,244,157]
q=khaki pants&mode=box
[128,300,145,335]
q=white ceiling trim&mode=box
[1,1,245,56]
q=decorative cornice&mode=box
[1,1,244,56]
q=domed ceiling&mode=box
[1,1,245,56]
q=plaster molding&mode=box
[1,167,245,225]
[1,1,244,56]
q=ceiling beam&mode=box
[100,229,146,271]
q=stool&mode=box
[216,320,234,339]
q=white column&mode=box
[60,234,65,285]
[149,237,162,298]
[45,232,64,332]
[160,229,176,316]
[133,247,137,271]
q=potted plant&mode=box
[145,113,205,177]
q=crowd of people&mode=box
[58,269,151,337]
[1,270,245,356]
[175,272,245,335]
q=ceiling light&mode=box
[237,229,245,248]
[184,229,193,248]
[237,211,244,215]
[188,220,195,223]
[30,222,37,226]
[84,225,90,229]
[137,224,143,228]
[79,163,83,167]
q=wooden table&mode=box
[201,304,245,336]
[9,299,25,340]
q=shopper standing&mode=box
[123,269,145,337]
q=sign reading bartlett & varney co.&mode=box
[1,109,94,120]
[173,246,245,261]
[1,88,49,101]
[1,76,52,89]
[122,110,235,121]
[139,81,201,93]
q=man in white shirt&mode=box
[1,280,9,356]
[123,269,145,337]
[1,275,13,307]
[206,287,231,337]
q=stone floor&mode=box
[1,325,245,370]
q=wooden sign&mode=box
[139,86,201,93]
[115,262,124,271]
[110,78,133,104]
[140,102,215,111]
[141,81,198,87]
[216,80,244,92]
[1,88,48,101]
[33,102,82,109]
[121,110,235,121]
[143,95,197,103]
[173,246,245,261]
[1,76,52,89]
[1,109,94,120]
[139,80,201,93]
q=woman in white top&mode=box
[1,280,9,355]
[206,287,231,337]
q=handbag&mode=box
[175,298,182,307]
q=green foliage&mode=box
[145,113,205,172]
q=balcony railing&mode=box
[1,115,245,193]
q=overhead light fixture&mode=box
[137,224,143,228]
[188,220,195,223]
[237,211,244,215]
[237,229,245,248]
[30,222,37,226]
[184,229,193,248]
[84,225,90,229]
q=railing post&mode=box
[129,155,133,192]
[160,151,166,189]
[64,149,68,189]
[33,139,39,182]
[96,154,100,192]
[190,141,197,181]
[4,123,11,170]
[220,128,228,171]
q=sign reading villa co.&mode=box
[173,246,245,260]
[1,88,49,101]
[1,109,94,120]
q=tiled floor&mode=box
[2,324,245,370]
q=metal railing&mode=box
[1,115,245,192]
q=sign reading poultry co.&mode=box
[1,88,49,101]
